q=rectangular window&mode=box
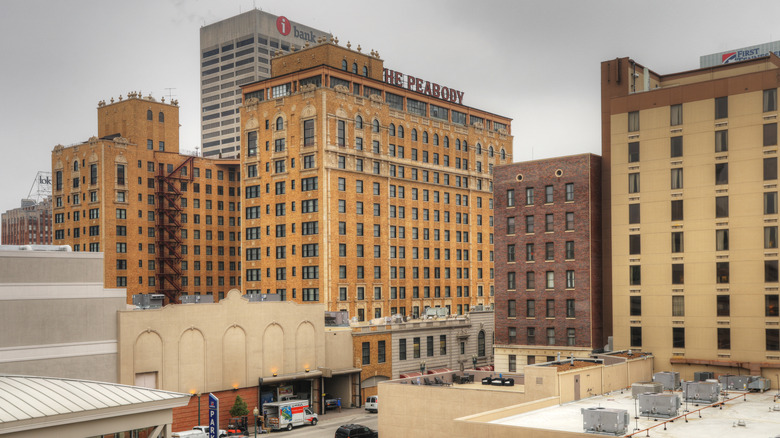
[672,296,685,317]
[671,168,683,189]
[547,328,555,345]
[672,264,684,284]
[427,336,434,357]
[565,183,574,202]
[715,130,728,152]
[545,242,554,261]
[718,328,731,350]
[506,189,515,207]
[766,192,778,215]
[525,216,534,233]
[526,243,534,261]
[413,337,421,358]
[546,300,555,318]
[527,327,536,344]
[565,212,574,230]
[303,119,315,146]
[715,96,728,119]
[672,327,685,349]
[716,229,729,251]
[630,266,641,285]
[717,295,730,317]
[628,173,639,193]
[670,104,683,126]
[545,185,553,203]
[630,327,642,347]
[628,142,639,162]
[508,354,517,372]
[527,272,535,289]
[767,295,780,317]
[765,123,778,147]
[716,164,729,186]
[628,111,639,132]
[362,342,370,365]
[670,136,683,158]
[764,260,777,283]
[630,296,641,316]
[629,204,640,224]
[766,226,778,248]
[629,234,641,254]
[767,329,780,351]
[764,89,777,112]
[399,339,407,360]
[716,196,729,218]
[716,262,729,283]
[545,214,553,232]
[671,200,683,221]
[545,271,554,289]
[565,241,574,259]
[671,231,683,253]
[765,157,778,181]
[566,299,575,318]
[508,300,516,317]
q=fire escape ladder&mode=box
[154,156,195,304]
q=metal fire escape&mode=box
[155,157,194,304]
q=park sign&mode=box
[208,393,219,438]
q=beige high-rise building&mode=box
[239,41,513,318]
[602,54,780,378]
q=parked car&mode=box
[334,424,378,438]
[365,396,378,413]
[171,431,207,438]
[192,426,227,437]
[324,393,341,410]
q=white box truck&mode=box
[262,400,318,431]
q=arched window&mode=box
[356,115,363,129]
[276,117,284,130]
[73,160,79,171]
[352,63,358,74]
[478,330,486,357]
[372,119,380,133]
[443,136,449,148]
[398,125,404,138]
[362,66,368,76]
[422,132,428,144]
[477,143,482,155]
[389,123,396,136]
[489,146,494,157]
[501,148,507,160]
[456,139,460,150]
[158,112,164,123]
[146,110,153,121]
[411,129,418,141]
[433,134,439,146]
[463,140,468,152]
[342,60,348,71]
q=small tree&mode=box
[229,395,249,417]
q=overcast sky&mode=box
[1,0,779,220]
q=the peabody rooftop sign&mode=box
[383,68,464,105]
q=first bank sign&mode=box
[383,68,465,105]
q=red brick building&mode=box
[1,198,52,245]
[493,154,603,371]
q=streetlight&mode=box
[253,406,260,438]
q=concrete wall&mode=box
[0,250,125,382]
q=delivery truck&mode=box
[262,400,318,431]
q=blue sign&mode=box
[208,393,219,438]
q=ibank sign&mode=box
[276,16,319,44]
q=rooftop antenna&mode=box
[164,88,177,102]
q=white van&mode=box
[365,395,378,413]
[171,430,207,438]
[192,425,227,437]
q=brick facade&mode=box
[493,154,602,366]
[239,41,513,315]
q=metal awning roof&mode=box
[0,374,191,435]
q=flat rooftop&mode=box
[490,389,780,437]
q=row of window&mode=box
[506,298,576,319]
[626,89,777,132]
[627,127,777,164]
[628,260,780,286]
[629,326,780,351]
[508,241,576,262]
[507,184,575,207]
[628,158,778,194]
[507,327,576,347]
[506,213,575,234]
[338,285,487,302]
[628,294,780,318]
[117,275,236,288]
[505,270,573,290]
[630,228,779,257]
[627,194,779,225]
